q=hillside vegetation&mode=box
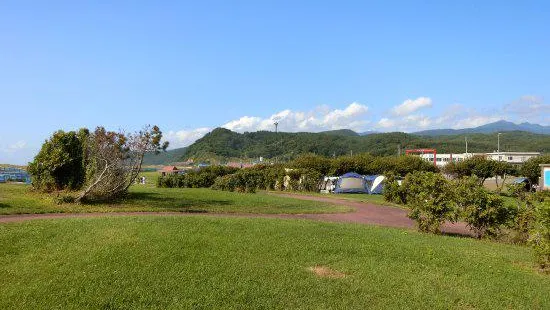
[180,128,550,161]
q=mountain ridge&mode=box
[414,120,550,136]
[143,120,550,165]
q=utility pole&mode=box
[397,144,401,156]
[465,136,468,154]
[497,132,502,161]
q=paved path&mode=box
[0,194,472,235]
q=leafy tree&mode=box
[443,155,501,185]
[402,171,457,233]
[521,155,550,189]
[28,129,89,191]
[78,125,168,202]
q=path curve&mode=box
[0,194,472,235]
[268,193,472,236]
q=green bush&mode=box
[529,201,550,272]
[454,177,511,238]
[403,171,457,234]
[28,129,88,191]
[382,173,405,204]
[157,166,238,188]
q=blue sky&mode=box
[1,1,549,164]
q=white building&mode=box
[419,151,540,166]
[419,153,477,167]
[485,152,540,164]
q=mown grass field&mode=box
[0,183,351,215]
[1,216,549,309]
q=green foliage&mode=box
[28,129,88,191]
[521,155,550,187]
[454,177,511,238]
[211,166,322,193]
[183,127,550,162]
[529,201,550,272]
[289,154,332,175]
[212,169,265,193]
[382,172,405,204]
[402,171,457,233]
[157,166,238,189]
[505,191,548,244]
[29,126,168,202]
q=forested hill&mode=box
[180,128,550,161]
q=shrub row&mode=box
[157,166,239,188]
[211,166,322,193]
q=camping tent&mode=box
[370,175,385,194]
[334,172,370,194]
[513,177,531,191]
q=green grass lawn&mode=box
[1,216,549,309]
[0,183,351,215]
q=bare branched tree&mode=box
[77,125,168,202]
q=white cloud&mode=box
[376,114,432,131]
[1,140,28,153]
[164,95,549,149]
[164,128,212,149]
[504,95,550,124]
[391,97,432,116]
[223,116,263,132]
[163,102,370,148]
[222,102,369,133]
[377,118,397,129]
[451,116,502,129]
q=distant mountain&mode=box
[320,129,359,136]
[360,130,380,136]
[415,120,550,136]
[142,147,188,166]
[179,127,550,161]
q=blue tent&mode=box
[334,172,370,194]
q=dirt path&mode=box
[268,193,472,235]
[0,194,472,235]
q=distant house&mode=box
[160,166,181,176]
[485,152,540,164]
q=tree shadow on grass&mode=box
[440,230,475,239]
[83,191,233,213]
